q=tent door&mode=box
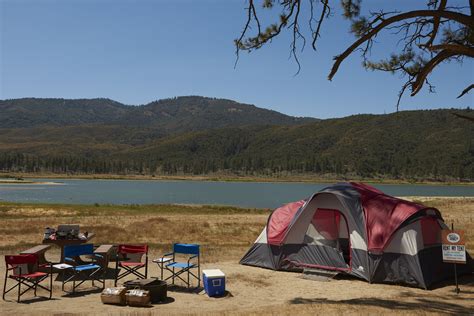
[300,208,350,270]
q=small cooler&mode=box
[203,269,225,297]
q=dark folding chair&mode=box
[62,244,105,293]
[114,244,148,286]
[161,243,200,288]
[3,254,52,302]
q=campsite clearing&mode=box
[0,197,473,315]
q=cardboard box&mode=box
[125,289,151,307]
[101,287,127,305]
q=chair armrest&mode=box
[161,252,174,262]
[187,254,199,265]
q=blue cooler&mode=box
[203,269,225,297]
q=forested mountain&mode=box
[0,97,473,181]
[0,96,314,131]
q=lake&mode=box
[0,179,472,209]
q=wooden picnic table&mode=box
[42,233,95,262]
[20,244,52,266]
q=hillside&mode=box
[0,96,314,132]
[0,97,473,181]
[125,109,474,180]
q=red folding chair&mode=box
[3,254,52,302]
[114,244,148,286]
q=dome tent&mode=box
[240,182,472,289]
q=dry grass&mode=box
[0,203,269,261]
[0,198,473,258]
[228,273,271,288]
[408,197,474,250]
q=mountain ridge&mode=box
[0,96,316,131]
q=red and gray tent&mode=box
[240,182,472,289]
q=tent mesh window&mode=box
[303,209,350,261]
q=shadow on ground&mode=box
[167,284,203,294]
[289,294,471,315]
[61,288,103,298]
[3,297,61,305]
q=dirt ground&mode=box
[1,256,473,316]
[0,198,473,315]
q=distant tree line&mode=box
[1,152,472,181]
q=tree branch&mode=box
[452,112,474,122]
[428,44,474,57]
[411,50,457,96]
[424,0,447,47]
[328,9,474,81]
[457,84,474,98]
[311,0,329,50]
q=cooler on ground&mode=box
[203,269,225,297]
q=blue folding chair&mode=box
[161,243,200,288]
[62,244,105,293]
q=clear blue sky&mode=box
[1,0,472,118]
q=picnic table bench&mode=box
[20,244,52,272]
[94,244,114,268]
[20,244,51,265]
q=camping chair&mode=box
[3,254,53,302]
[62,244,105,293]
[161,243,200,288]
[114,244,148,286]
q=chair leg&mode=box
[198,265,201,288]
[3,270,8,300]
[145,254,148,278]
[114,260,118,286]
[49,271,53,299]
[17,278,21,303]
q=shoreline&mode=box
[0,179,63,185]
[1,196,473,209]
[1,172,473,186]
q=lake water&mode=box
[0,179,472,209]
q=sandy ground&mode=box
[1,255,473,316]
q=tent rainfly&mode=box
[240,182,473,289]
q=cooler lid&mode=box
[203,269,225,278]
